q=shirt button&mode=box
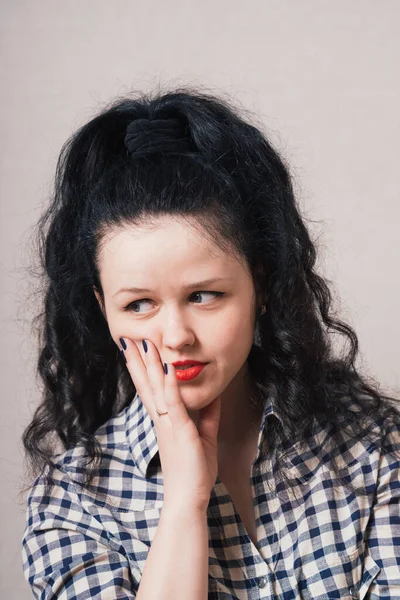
[258,576,267,588]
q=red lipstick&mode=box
[172,360,206,367]
[171,360,208,382]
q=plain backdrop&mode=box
[1,1,399,598]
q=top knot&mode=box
[124,117,190,156]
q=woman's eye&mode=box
[124,291,224,314]
[124,298,153,313]
[190,291,224,304]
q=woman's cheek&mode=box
[107,312,133,348]
[223,310,250,342]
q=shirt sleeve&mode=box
[21,469,139,600]
[364,419,400,599]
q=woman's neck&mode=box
[217,364,263,466]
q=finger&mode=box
[163,361,193,429]
[120,337,156,419]
[142,339,169,412]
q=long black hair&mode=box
[20,85,400,501]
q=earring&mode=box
[259,304,266,315]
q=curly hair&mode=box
[20,84,400,502]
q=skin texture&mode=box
[94,215,265,458]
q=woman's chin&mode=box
[183,389,222,416]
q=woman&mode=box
[21,87,400,599]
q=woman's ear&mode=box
[93,287,106,319]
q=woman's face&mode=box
[94,216,261,412]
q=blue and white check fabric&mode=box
[22,391,400,599]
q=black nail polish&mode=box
[119,337,127,350]
[142,340,148,353]
[120,349,127,363]
[164,362,168,375]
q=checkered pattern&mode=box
[22,391,400,599]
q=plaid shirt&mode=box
[22,391,400,599]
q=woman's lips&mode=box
[174,363,207,381]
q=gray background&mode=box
[1,1,399,597]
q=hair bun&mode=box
[124,117,189,156]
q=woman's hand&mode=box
[120,337,222,513]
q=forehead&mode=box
[96,216,245,277]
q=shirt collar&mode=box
[124,388,368,494]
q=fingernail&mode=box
[119,337,127,350]
[142,340,148,353]
[164,362,168,374]
[120,349,127,363]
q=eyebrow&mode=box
[113,277,230,298]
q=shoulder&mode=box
[374,408,400,488]
[339,398,400,491]
[27,403,143,513]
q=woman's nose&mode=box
[160,312,195,349]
